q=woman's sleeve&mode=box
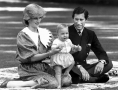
[16,32,37,63]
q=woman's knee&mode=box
[49,79,58,88]
[61,75,72,87]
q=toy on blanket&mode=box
[108,69,118,76]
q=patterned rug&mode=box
[0,59,118,90]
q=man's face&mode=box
[73,13,86,30]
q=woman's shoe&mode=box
[0,79,10,88]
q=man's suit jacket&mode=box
[68,24,109,67]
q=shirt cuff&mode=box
[77,65,82,69]
[99,60,107,65]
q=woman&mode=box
[0,3,71,89]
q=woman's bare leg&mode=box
[7,80,37,88]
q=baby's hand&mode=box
[77,45,82,51]
[73,45,82,51]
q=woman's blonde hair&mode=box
[23,3,46,26]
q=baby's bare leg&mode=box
[64,61,75,75]
[54,65,62,88]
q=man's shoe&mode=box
[96,74,109,83]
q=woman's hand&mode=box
[79,66,90,81]
[50,46,62,55]
[94,61,104,74]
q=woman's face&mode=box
[28,16,44,28]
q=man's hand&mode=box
[94,61,104,74]
[79,66,90,81]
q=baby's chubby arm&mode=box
[50,39,65,55]
[67,39,82,53]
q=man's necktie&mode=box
[77,30,81,36]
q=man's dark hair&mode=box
[72,6,89,20]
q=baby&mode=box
[51,24,82,88]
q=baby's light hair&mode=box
[56,24,68,34]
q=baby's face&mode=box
[58,28,69,41]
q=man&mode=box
[69,6,113,83]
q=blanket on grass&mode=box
[0,59,118,90]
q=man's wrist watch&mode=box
[99,60,106,65]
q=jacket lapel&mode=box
[81,28,89,48]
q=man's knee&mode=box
[105,60,113,71]
[109,60,113,69]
